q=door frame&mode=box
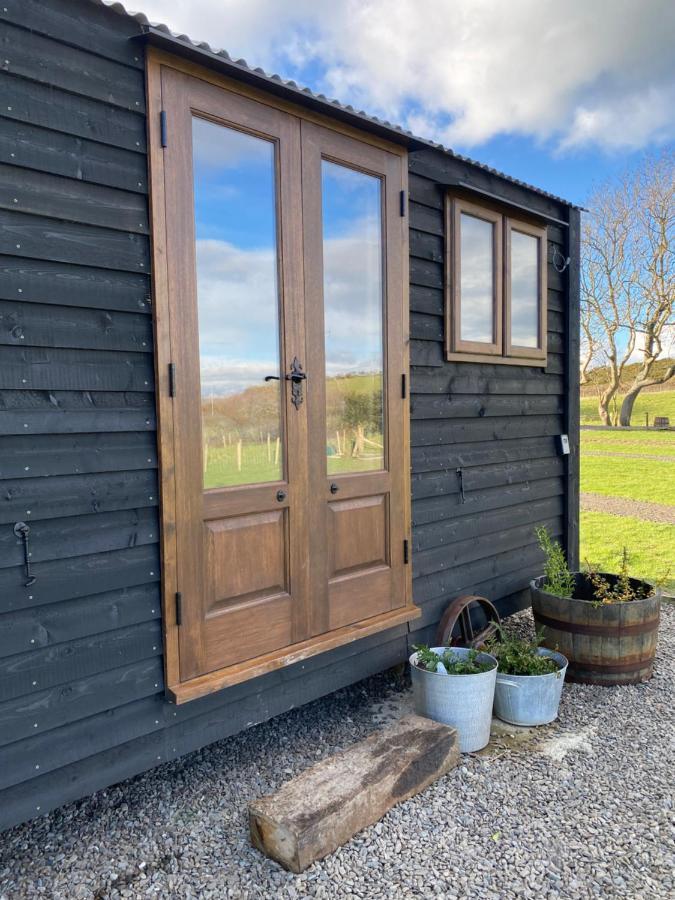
[146,49,416,704]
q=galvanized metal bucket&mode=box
[409,647,497,752]
[493,648,568,726]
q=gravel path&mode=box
[580,491,675,524]
[1,606,674,900]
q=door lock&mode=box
[329,483,339,494]
[286,356,307,410]
[264,357,307,410]
[276,490,287,502]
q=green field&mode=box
[579,428,675,593]
[580,389,675,425]
[581,430,674,453]
[580,454,675,505]
[581,512,674,592]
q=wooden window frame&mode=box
[446,198,503,358]
[445,195,547,367]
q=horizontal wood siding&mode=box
[407,152,576,647]
[0,1,577,833]
[0,0,411,832]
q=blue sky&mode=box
[138,0,675,206]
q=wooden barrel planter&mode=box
[530,575,661,685]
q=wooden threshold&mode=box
[168,604,421,704]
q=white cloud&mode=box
[195,220,385,395]
[136,0,675,152]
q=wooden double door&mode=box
[158,67,409,686]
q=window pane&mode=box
[460,213,495,343]
[192,117,282,489]
[322,161,384,475]
[510,231,540,348]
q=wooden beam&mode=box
[249,715,459,872]
[564,207,581,569]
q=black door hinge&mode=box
[400,190,407,217]
[403,539,409,565]
[168,362,176,397]
[401,373,407,399]
[160,110,168,148]
[175,591,183,626]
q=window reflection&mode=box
[460,213,495,344]
[192,117,282,488]
[510,231,540,348]
[322,161,384,475]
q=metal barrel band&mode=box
[569,658,654,674]
[534,611,659,637]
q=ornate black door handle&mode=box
[285,356,307,409]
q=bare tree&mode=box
[581,176,637,425]
[579,292,601,385]
[618,153,674,425]
[581,153,674,426]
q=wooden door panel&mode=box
[328,495,388,576]
[328,569,392,630]
[204,593,293,671]
[206,510,288,611]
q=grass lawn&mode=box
[580,511,674,593]
[579,425,674,592]
[581,454,675,505]
[580,389,675,425]
[581,430,675,455]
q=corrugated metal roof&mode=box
[96,0,577,209]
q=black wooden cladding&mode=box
[0,164,149,233]
[0,119,148,195]
[0,0,162,831]
[0,255,151,312]
[3,74,146,153]
[0,0,577,833]
[406,151,574,651]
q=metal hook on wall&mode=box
[14,521,37,587]
[551,244,570,274]
[456,467,467,504]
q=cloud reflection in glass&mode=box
[460,213,495,344]
[510,230,540,348]
[192,116,282,488]
[321,161,384,473]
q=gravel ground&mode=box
[2,605,674,900]
[581,491,675,524]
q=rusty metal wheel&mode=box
[434,595,500,648]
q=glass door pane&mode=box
[192,117,283,488]
[321,161,384,474]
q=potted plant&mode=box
[409,645,497,752]
[531,527,661,686]
[486,627,568,726]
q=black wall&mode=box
[0,0,578,832]
[406,152,580,646]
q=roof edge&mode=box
[96,0,579,210]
